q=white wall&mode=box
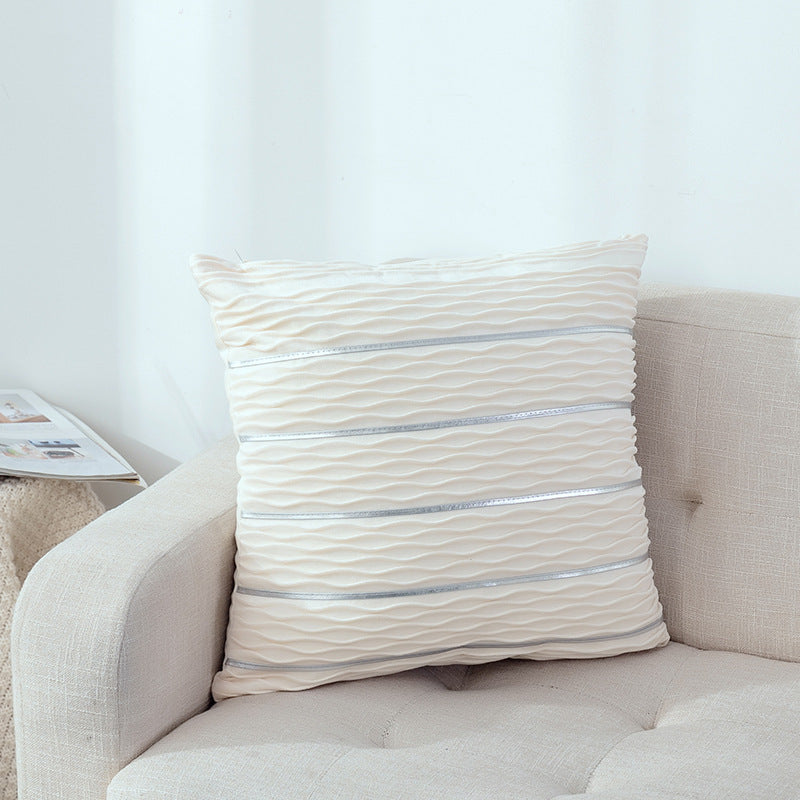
[321,0,800,292]
[0,2,134,506]
[2,1,799,503]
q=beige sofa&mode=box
[12,284,800,799]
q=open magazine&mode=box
[0,389,144,485]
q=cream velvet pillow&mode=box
[192,235,668,699]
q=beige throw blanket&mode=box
[0,477,103,800]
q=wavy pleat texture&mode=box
[190,234,668,699]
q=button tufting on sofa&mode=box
[97,641,800,799]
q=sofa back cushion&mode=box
[633,284,800,662]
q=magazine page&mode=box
[0,389,142,483]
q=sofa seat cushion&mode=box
[107,642,800,799]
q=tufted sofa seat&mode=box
[12,284,800,799]
[106,642,800,799]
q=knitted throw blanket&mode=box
[0,477,104,800]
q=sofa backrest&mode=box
[633,283,800,662]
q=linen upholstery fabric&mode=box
[107,642,800,800]
[191,236,668,698]
[633,285,800,661]
[11,438,238,800]
[12,284,800,800]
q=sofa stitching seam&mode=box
[512,682,648,727]
[579,645,697,793]
[690,328,711,498]
[304,748,357,800]
[635,315,800,341]
[651,647,702,727]
[580,727,645,794]
[378,685,442,748]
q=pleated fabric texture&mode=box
[191,235,668,699]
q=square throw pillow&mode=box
[191,234,668,699]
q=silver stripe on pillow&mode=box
[238,401,632,442]
[225,617,664,672]
[240,479,642,521]
[227,324,633,368]
[236,552,649,601]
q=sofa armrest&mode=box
[12,437,239,800]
